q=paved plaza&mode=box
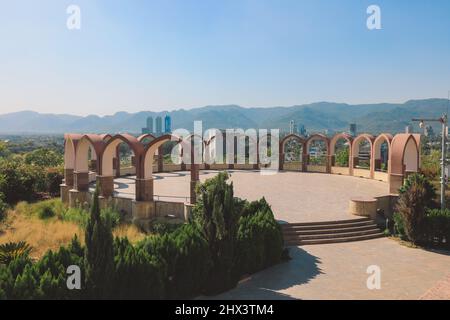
[106,170,450,300]
[209,238,450,300]
[112,170,389,222]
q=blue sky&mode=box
[0,0,449,115]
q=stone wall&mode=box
[331,166,350,175]
[307,165,327,173]
[282,162,303,171]
[353,168,371,179]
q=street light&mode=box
[412,114,448,210]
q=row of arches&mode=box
[64,132,200,203]
[63,131,421,205]
[280,132,420,187]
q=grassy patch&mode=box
[0,199,146,259]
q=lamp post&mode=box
[412,114,448,210]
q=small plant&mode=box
[0,192,8,222]
[393,212,405,237]
[0,241,32,265]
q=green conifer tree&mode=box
[84,185,114,299]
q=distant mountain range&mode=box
[0,98,449,135]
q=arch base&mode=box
[97,175,114,198]
[68,189,89,208]
[389,174,404,194]
[60,184,71,204]
[136,178,154,202]
[64,169,74,187]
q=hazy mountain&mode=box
[0,99,448,135]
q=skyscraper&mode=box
[146,116,153,133]
[142,116,153,134]
[164,115,172,133]
[155,116,163,135]
[349,124,357,137]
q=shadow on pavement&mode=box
[206,246,323,300]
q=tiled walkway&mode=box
[111,170,389,222]
[209,238,450,300]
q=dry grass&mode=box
[113,224,146,243]
[0,209,147,259]
[0,210,83,259]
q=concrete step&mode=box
[284,232,384,246]
[281,217,384,246]
[281,220,376,231]
[283,228,381,241]
[280,217,370,227]
[282,224,379,236]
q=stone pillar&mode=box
[64,168,74,187]
[190,164,200,204]
[89,159,97,172]
[73,171,89,191]
[97,175,114,198]
[60,184,71,204]
[303,154,309,171]
[69,189,89,208]
[136,178,154,202]
[389,174,404,194]
[330,155,336,167]
[353,156,359,167]
[326,155,333,173]
[374,159,382,171]
[115,145,121,177]
[158,146,164,172]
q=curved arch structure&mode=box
[280,134,306,171]
[329,133,353,174]
[306,134,330,173]
[351,134,375,178]
[62,131,421,219]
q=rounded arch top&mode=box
[137,133,156,143]
[390,134,420,175]
[330,133,353,154]
[306,133,329,151]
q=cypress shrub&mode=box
[84,186,114,299]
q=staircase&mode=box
[281,217,384,246]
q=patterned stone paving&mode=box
[113,170,389,222]
[209,238,450,300]
[420,274,450,300]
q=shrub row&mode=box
[0,173,285,299]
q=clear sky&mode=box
[0,0,449,116]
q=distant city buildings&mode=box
[405,125,413,134]
[299,125,307,136]
[424,125,435,138]
[142,114,172,135]
[289,120,298,134]
[164,115,172,133]
[288,120,307,136]
[349,123,357,137]
[155,116,162,135]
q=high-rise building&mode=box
[289,120,295,134]
[142,116,154,134]
[164,115,172,133]
[405,125,413,134]
[146,116,153,133]
[349,124,357,137]
[299,125,306,136]
[155,116,163,134]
